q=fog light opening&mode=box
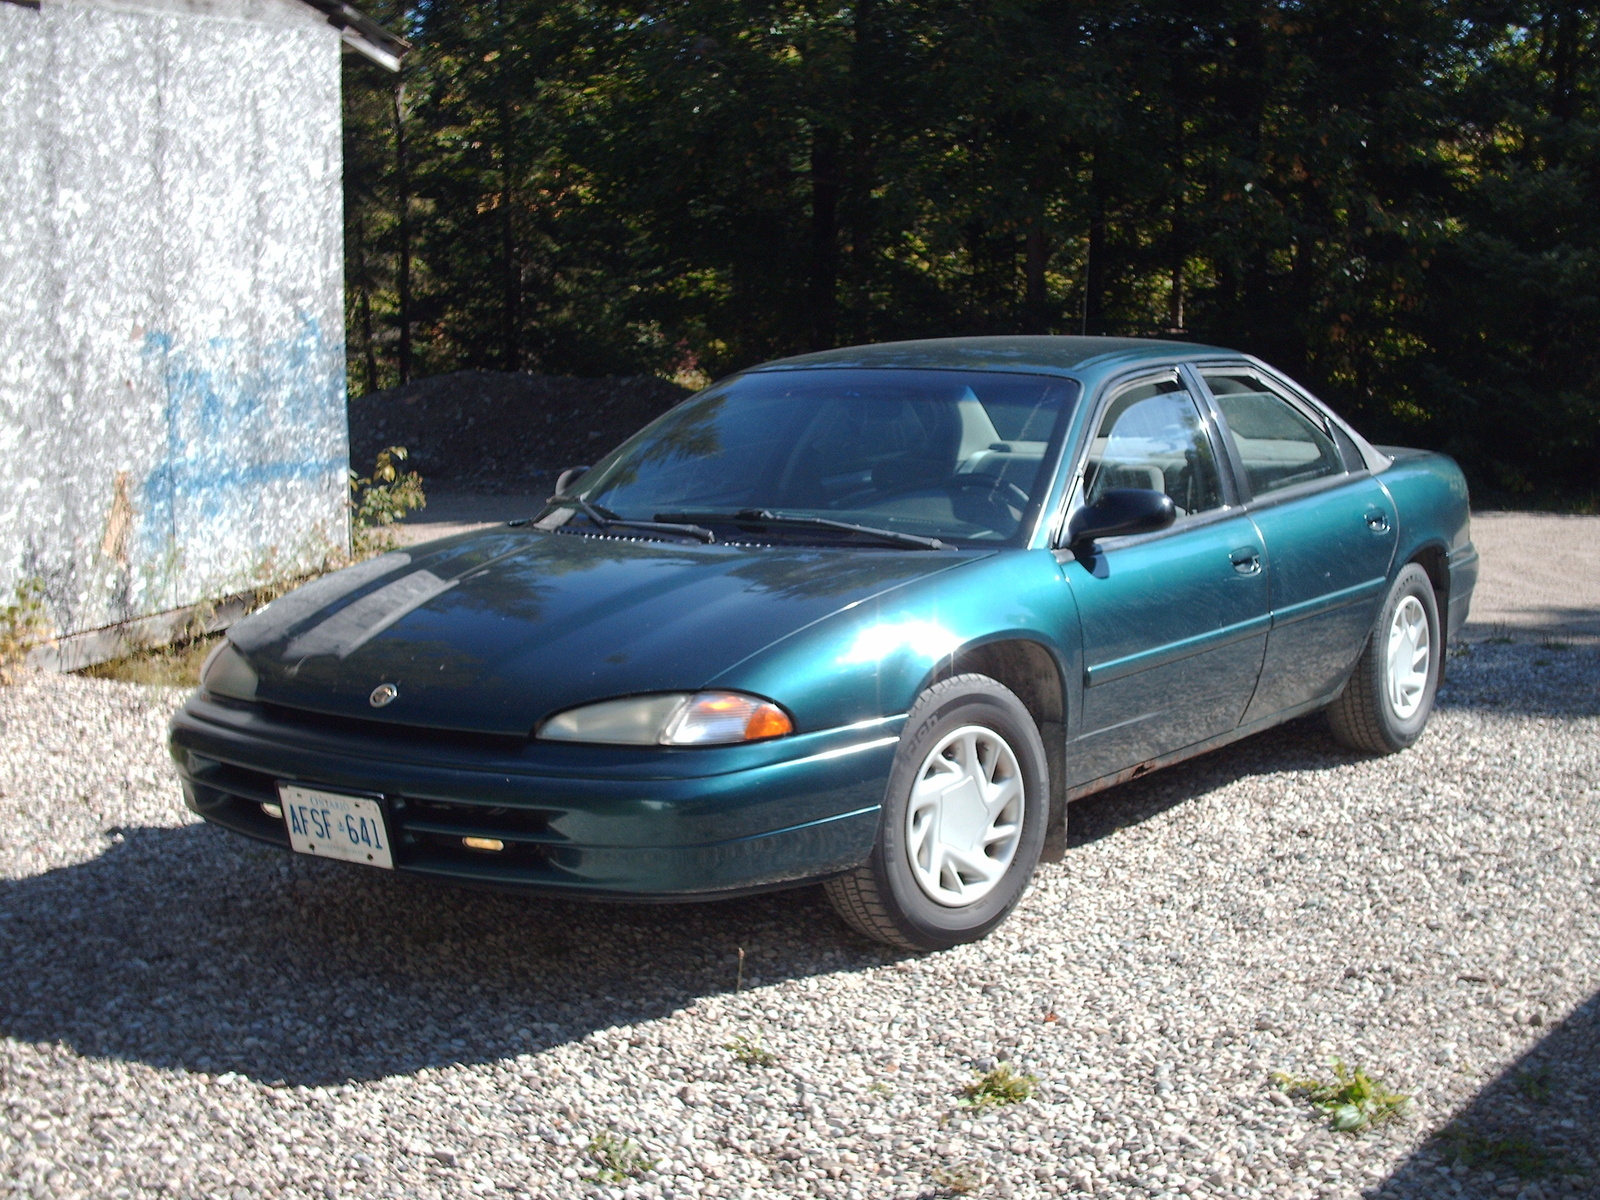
[462,836,505,852]
[261,802,283,820]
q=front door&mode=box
[1060,375,1271,787]
[1195,366,1399,722]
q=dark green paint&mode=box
[170,337,1476,899]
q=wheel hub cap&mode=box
[905,725,1023,907]
[1385,595,1431,720]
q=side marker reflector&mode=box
[463,836,505,852]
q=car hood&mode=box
[226,528,984,735]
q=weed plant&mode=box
[1437,1125,1567,1179]
[962,1062,1035,1108]
[0,578,51,683]
[1272,1061,1410,1131]
[725,1034,778,1067]
[586,1132,657,1183]
[350,446,426,555]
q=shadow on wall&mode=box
[1372,993,1600,1199]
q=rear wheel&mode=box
[824,674,1048,950]
[1327,563,1441,754]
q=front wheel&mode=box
[824,674,1048,950]
[1327,562,1441,754]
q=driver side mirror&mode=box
[554,465,591,496]
[1066,488,1176,548]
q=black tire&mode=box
[824,674,1049,951]
[1327,562,1441,754]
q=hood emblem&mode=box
[369,683,399,708]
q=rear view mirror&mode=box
[1066,488,1176,547]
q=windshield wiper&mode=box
[655,509,947,551]
[535,494,717,543]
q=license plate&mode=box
[278,784,394,869]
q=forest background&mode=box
[340,0,1599,507]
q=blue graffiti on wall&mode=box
[139,315,346,558]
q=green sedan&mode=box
[170,336,1478,949]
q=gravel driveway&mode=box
[3,532,1598,1200]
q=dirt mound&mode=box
[348,371,691,493]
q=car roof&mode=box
[749,335,1237,381]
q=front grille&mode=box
[180,754,565,871]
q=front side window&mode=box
[1202,370,1344,497]
[1083,380,1224,519]
[574,368,1079,545]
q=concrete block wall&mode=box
[0,0,349,642]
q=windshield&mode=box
[566,368,1079,546]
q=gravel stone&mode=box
[1,636,1597,1199]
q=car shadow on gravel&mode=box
[0,822,906,1087]
[1371,990,1600,1199]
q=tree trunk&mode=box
[352,204,379,395]
[496,0,520,370]
[1085,152,1107,335]
[808,126,841,350]
[1024,222,1049,334]
[392,80,413,386]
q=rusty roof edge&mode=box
[297,0,408,71]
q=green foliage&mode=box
[0,578,51,684]
[724,1033,778,1067]
[342,2,1600,501]
[1515,1065,1554,1103]
[586,1131,658,1183]
[350,446,426,555]
[1437,1125,1567,1179]
[961,1062,1036,1108]
[1273,1062,1411,1132]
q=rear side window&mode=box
[1202,371,1344,497]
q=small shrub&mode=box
[725,1033,778,1067]
[1272,1061,1410,1132]
[0,578,51,683]
[350,446,426,555]
[586,1132,657,1183]
[962,1062,1035,1108]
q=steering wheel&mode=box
[946,476,1031,509]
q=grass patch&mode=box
[79,633,223,688]
[586,1132,657,1183]
[725,1033,778,1067]
[1272,1062,1410,1131]
[1437,1126,1566,1179]
[1514,1065,1554,1103]
[961,1062,1035,1108]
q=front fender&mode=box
[709,550,1081,735]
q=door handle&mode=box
[1365,510,1391,534]
[1230,547,1262,575]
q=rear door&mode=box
[1058,371,1270,787]
[1191,364,1398,723]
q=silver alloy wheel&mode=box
[904,724,1024,907]
[1386,594,1431,720]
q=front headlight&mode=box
[200,641,258,701]
[537,691,794,746]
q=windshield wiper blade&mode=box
[655,509,946,551]
[539,494,717,543]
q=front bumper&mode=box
[169,695,901,899]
